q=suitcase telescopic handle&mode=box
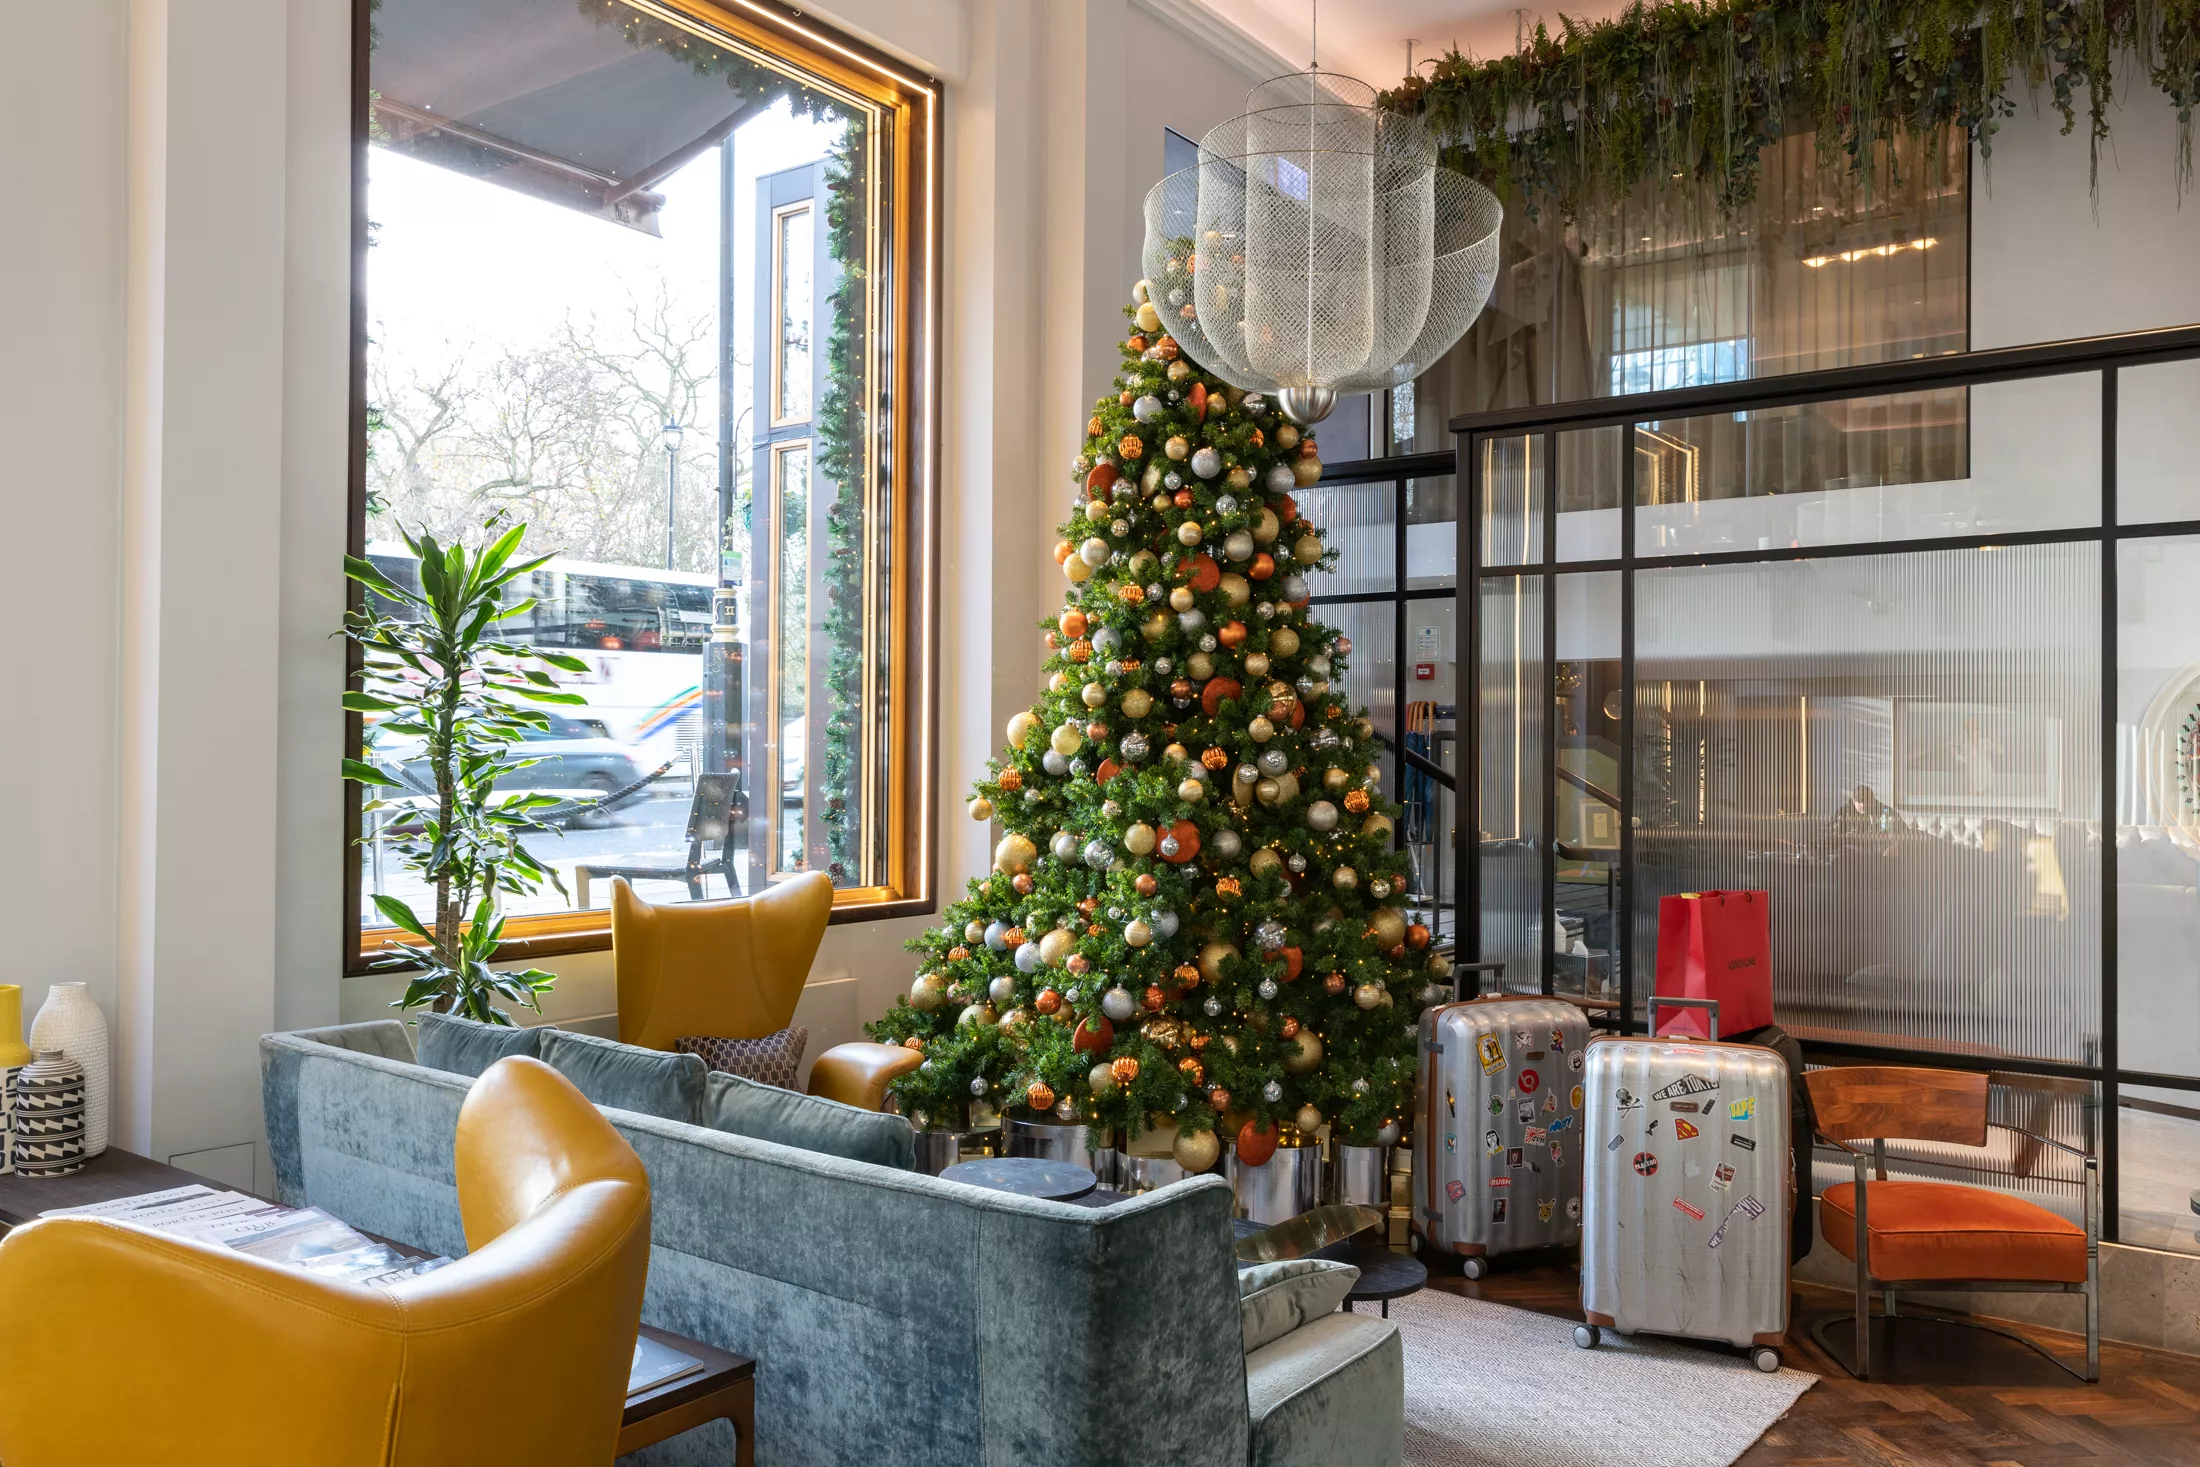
[1651,996,1720,1042]
[1454,961,1504,1001]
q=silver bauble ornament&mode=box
[1351,1077,1371,1097]
[970,1076,990,1097]
[1191,445,1223,480]
[1015,942,1045,974]
[1263,1080,1284,1103]
[1280,574,1310,602]
[1288,853,1307,872]
[1122,732,1152,761]
[1204,996,1225,1017]
[988,975,1016,1005]
[1043,749,1070,776]
[984,920,1010,951]
[1254,918,1288,950]
[1209,829,1243,860]
[1101,985,1138,1022]
[1258,748,1289,775]
[1153,909,1181,938]
[1083,839,1116,870]
[1257,978,1279,1000]
[1132,394,1164,422]
[1264,464,1295,494]
[1051,830,1081,861]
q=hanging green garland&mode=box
[1378,0,2199,216]
[815,129,870,885]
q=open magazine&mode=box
[46,1185,705,1396]
[42,1185,452,1288]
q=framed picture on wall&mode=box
[1892,700,2063,811]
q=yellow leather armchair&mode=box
[0,1057,652,1467]
[611,872,921,1109]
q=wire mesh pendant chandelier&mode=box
[1141,69,1503,424]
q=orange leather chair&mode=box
[1805,1064,2098,1381]
[611,872,919,1109]
[0,1057,652,1465]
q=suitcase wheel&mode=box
[1572,1324,1600,1351]
[1749,1346,1781,1374]
[1461,1256,1488,1280]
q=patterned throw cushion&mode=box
[676,1027,809,1091]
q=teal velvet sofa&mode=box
[261,1022,1404,1467]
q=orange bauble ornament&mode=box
[1119,434,1144,459]
[1060,609,1088,638]
[1323,971,1348,995]
[1406,924,1432,950]
[1343,789,1370,814]
[1135,873,1159,896]
[1277,946,1304,981]
[1072,1016,1114,1054]
[1111,1057,1142,1085]
[1185,554,1221,593]
[1179,1056,1205,1084]
[1034,987,1063,1015]
[1216,621,1248,649]
[1189,382,1209,418]
[1236,1118,1280,1168]
[1280,1016,1301,1038]
[1208,1087,1232,1112]
[1086,462,1118,499]
[1201,677,1243,715]
[1027,1081,1056,1111]
[1143,985,1166,1012]
[1201,746,1230,769]
[1160,820,1201,863]
[1249,552,1276,580]
[998,769,1023,793]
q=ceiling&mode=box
[1196,0,1634,93]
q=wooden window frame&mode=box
[770,200,815,428]
[345,0,941,972]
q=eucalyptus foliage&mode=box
[343,520,594,1024]
[1381,0,2200,216]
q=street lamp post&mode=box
[661,420,684,571]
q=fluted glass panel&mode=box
[1478,573,1545,984]
[1297,480,1394,596]
[1320,599,1397,806]
[1404,474,1458,589]
[1401,598,1459,949]
[2120,361,2200,526]
[1556,427,1625,562]
[2115,535,2200,1079]
[1631,376,2099,556]
[1478,434,1539,567]
[1554,572,1622,1005]
[1632,544,2101,1061]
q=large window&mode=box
[351,0,937,962]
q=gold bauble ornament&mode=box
[1269,626,1300,658]
[1135,301,1162,332]
[1051,723,1084,756]
[1248,716,1275,743]
[1255,777,1281,805]
[1123,822,1157,856]
[1007,710,1039,748]
[1038,928,1076,967]
[1226,466,1254,490]
[1353,981,1384,1011]
[1333,865,1359,890]
[993,833,1037,873]
[1293,533,1323,565]
[1121,688,1153,719]
[1187,651,1215,680]
[909,972,947,1010]
[1251,507,1280,544]
[1219,573,1251,608]
[1142,610,1170,641]
[1292,454,1323,487]
[1169,586,1196,611]
[1049,670,1072,693]
[1248,847,1283,877]
[1178,777,1206,802]
[1281,1030,1324,1074]
[1294,1103,1325,1134]
[1064,554,1094,584]
[957,1003,998,1029]
[1079,681,1106,709]
[1275,423,1301,449]
[1172,1127,1222,1172]
[1088,1062,1117,1096]
[1362,813,1395,840]
[1368,907,1408,950]
[1176,521,1203,546]
[1244,652,1271,679]
[968,797,994,822]
[1197,940,1240,983]
[1324,767,1351,792]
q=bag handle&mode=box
[1651,995,1720,1042]
[1453,961,1505,1002]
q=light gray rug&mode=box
[1390,1291,1816,1467]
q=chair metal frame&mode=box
[1809,1069,2100,1383]
[574,772,746,908]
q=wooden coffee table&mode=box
[0,1148,756,1464]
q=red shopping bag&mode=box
[1653,891,1773,1039]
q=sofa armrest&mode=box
[806,1041,922,1111]
[1245,1312,1403,1467]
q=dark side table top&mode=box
[939,1156,1098,1201]
[1231,1217,1428,1306]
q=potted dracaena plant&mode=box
[342,517,597,1023]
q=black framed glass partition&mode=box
[1425,323,2200,1250]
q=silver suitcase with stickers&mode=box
[1576,998,1792,1370]
[1413,992,1592,1277]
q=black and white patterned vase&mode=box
[12,1050,87,1178]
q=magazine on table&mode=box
[42,1184,452,1287]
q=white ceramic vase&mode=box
[30,983,109,1156]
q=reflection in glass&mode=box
[1479,435,1538,567]
[775,204,814,423]
[1554,573,1622,1004]
[2115,536,2200,1079]
[1631,544,2100,1060]
[1297,482,1394,596]
[1478,574,1544,984]
[773,443,812,873]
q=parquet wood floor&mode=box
[1430,1261,2200,1465]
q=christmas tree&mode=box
[867,280,1452,1173]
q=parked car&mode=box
[371,712,650,809]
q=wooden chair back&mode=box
[1803,1064,1988,1146]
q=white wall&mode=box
[11,1,2199,1179]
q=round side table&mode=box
[938,1156,1098,1201]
